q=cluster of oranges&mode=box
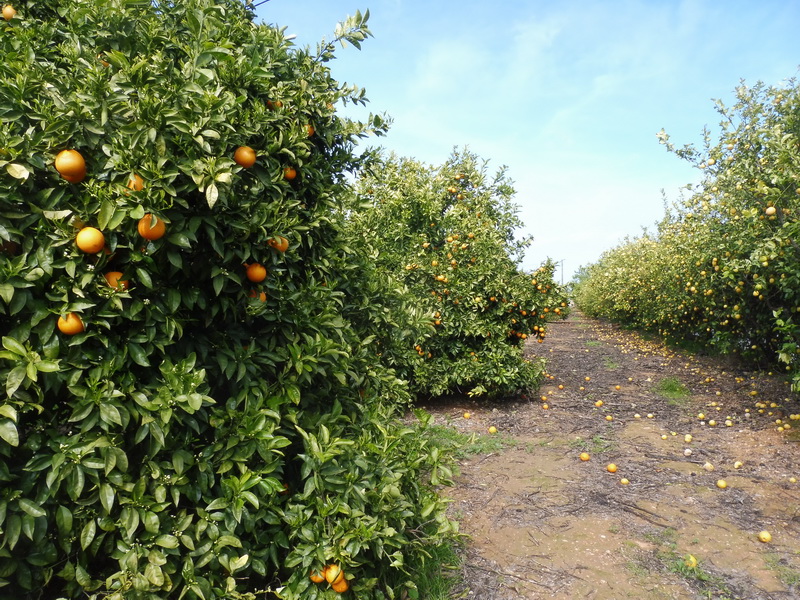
[309,563,350,593]
[53,148,290,334]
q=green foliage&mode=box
[0,1,457,598]
[344,150,570,398]
[574,79,800,390]
[653,377,690,399]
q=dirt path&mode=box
[423,310,800,599]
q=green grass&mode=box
[764,552,800,587]
[424,424,516,459]
[585,340,602,347]
[403,539,466,599]
[568,434,615,454]
[654,377,690,400]
[603,356,620,370]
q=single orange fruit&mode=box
[248,289,267,302]
[305,124,315,137]
[246,263,267,283]
[2,4,16,19]
[325,564,344,585]
[55,149,86,183]
[579,452,590,461]
[267,99,283,110]
[607,463,618,473]
[267,236,289,252]
[138,214,166,240]
[283,166,297,181]
[127,173,144,191]
[309,569,325,583]
[331,577,349,593]
[76,227,105,253]
[104,271,129,290]
[57,313,84,335]
[234,146,256,168]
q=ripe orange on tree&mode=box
[104,271,129,290]
[138,214,166,240]
[309,569,325,583]
[283,166,297,181]
[57,313,84,335]
[268,236,289,252]
[324,564,345,585]
[76,227,105,253]
[2,4,15,19]
[332,577,349,593]
[246,262,267,283]
[234,145,256,168]
[54,149,86,183]
[248,289,267,302]
[127,173,144,191]
[305,123,315,137]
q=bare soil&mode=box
[420,310,800,599]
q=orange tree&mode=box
[344,150,569,399]
[574,78,800,389]
[0,1,457,598]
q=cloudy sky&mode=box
[255,0,799,280]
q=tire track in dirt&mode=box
[424,310,800,599]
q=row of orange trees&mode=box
[343,151,568,398]
[0,1,563,599]
[574,79,800,390]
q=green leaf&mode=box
[6,365,26,397]
[56,506,73,535]
[0,283,13,305]
[18,498,46,518]
[100,483,115,513]
[206,183,219,208]
[155,534,179,549]
[128,343,151,367]
[81,519,96,550]
[2,336,26,356]
[0,420,19,447]
[6,163,29,180]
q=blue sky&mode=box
[255,0,800,280]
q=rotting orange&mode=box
[57,313,84,335]
[55,149,86,183]
[138,214,166,241]
[76,227,105,253]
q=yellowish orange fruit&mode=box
[57,313,84,335]
[76,227,105,253]
[268,236,289,252]
[2,4,16,20]
[607,463,618,473]
[579,452,590,461]
[55,149,86,183]
[309,569,325,583]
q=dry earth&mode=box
[419,310,800,599]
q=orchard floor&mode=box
[418,310,800,599]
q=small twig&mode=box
[465,561,552,589]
